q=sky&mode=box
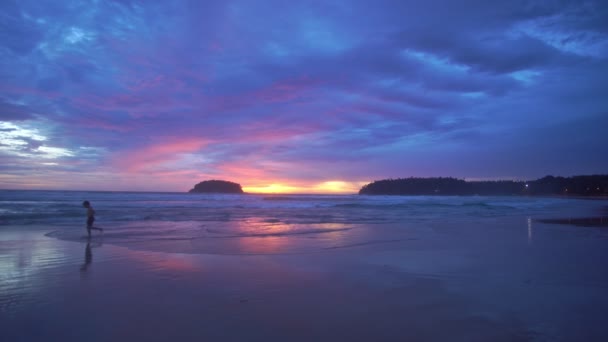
[1,0,607,193]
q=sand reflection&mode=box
[0,234,70,313]
[233,219,290,254]
[232,218,352,254]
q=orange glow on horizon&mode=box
[243,180,368,194]
[243,183,300,194]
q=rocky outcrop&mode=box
[188,180,244,194]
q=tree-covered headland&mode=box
[359,175,608,196]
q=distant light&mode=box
[525,184,529,188]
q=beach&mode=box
[2,191,608,341]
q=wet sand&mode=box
[2,218,608,341]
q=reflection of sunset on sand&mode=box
[227,219,349,254]
[234,219,290,254]
[219,218,357,254]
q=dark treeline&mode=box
[359,175,608,196]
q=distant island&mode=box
[188,180,244,194]
[359,175,608,196]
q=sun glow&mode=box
[243,180,367,194]
[313,181,364,193]
[243,183,300,194]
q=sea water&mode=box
[0,190,603,255]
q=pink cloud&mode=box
[215,162,270,180]
[154,169,202,179]
[112,138,209,173]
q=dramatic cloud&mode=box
[1,0,607,192]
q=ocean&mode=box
[0,190,602,254]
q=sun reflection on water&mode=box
[229,218,353,254]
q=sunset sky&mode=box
[1,0,607,193]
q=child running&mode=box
[82,200,103,237]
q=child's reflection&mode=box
[80,239,102,272]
